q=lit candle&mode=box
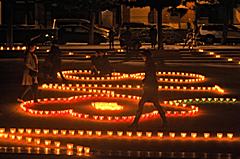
[137,132,142,137]
[86,131,92,136]
[18,128,24,134]
[69,130,75,135]
[45,140,51,146]
[61,130,67,135]
[204,133,210,138]
[78,130,84,136]
[53,129,59,135]
[181,133,187,138]
[43,129,49,134]
[96,131,101,136]
[34,138,41,145]
[54,141,61,147]
[16,135,22,141]
[217,133,223,139]
[191,133,197,138]
[35,129,41,135]
[146,132,152,137]
[84,147,90,154]
[169,132,175,138]
[10,128,16,134]
[126,131,132,137]
[117,131,123,136]
[26,137,32,143]
[227,133,233,139]
[107,131,113,136]
[77,146,83,153]
[67,143,74,149]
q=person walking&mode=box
[17,42,39,103]
[120,26,132,54]
[109,27,115,50]
[149,25,157,49]
[49,44,66,81]
[130,50,167,128]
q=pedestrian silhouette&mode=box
[120,26,132,53]
[149,25,157,49]
[109,27,115,50]
[91,51,112,76]
[130,50,167,128]
[17,42,39,103]
[42,44,65,82]
[49,44,65,81]
[90,51,101,75]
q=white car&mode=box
[198,24,240,44]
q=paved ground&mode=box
[0,48,240,158]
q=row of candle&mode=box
[0,131,90,155]
[0,128,237,141]
[0,46,41,51]
[168,97,237,104]
[0,146,88,157]
[207,51,240,65]
[41,83,224,93]
[60,70,205,83]
[20,94,198,121]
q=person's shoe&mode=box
[17,98,24,103]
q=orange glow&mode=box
[92,102,123,111]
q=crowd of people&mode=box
[17,33,167,129]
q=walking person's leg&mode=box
[152,98,167,127]
[32,83,38,102]
[130,97,146,127]
[18,85,31,102]
[58,70,66,81]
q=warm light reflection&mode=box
[92,102,123,111]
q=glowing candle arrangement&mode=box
[10,69,239,156]
[0,130,91,156]
[0,45,27,51]
[60,70,206,83]
[19,94,202,121]
[0,128,237,142]
[41,83,224,93]
[207,51,240,65]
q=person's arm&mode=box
[25,54,38,72]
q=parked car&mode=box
[53,19,109,40]
[57,25,108,44]
[198,24,240,44]
[0,25,55,45]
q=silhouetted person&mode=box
[120,26,132,53]
[49,44,65,81]
[109,27,115,49]
[149,25,157,49]
[17,42,38,103]
[130,50,167,128]
[91,51,101,75]
[91,51,112,76]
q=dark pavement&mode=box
[0,48,240,158]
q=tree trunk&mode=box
[89,12,95,45]
[157,7,163,50]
